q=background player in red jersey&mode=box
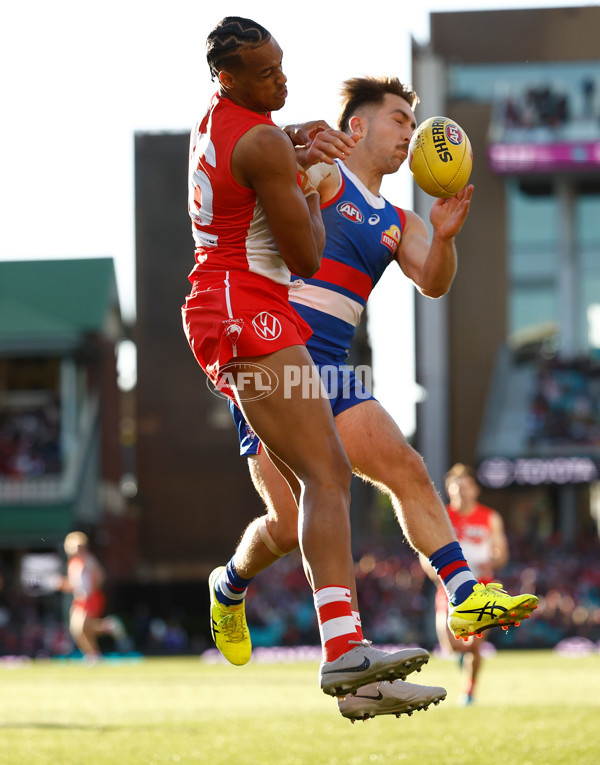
[421,464,510,705]
[54,531,125,663]
[183,18,428,698]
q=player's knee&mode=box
[324,447,353,490]
[273,526,299,555]
[262,515,298,555]
[399,443,427,473]
[299,446,352,496]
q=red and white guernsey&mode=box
[446,503,495,582]
[188,92,291,286]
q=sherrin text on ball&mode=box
[408,116,473,198]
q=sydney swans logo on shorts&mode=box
[252,312,282,340]
[223,318,244,345]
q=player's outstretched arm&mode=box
[397,184,474,298]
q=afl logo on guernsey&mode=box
[252,312,282,340]
[336,201,364,224]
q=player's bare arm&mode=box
[283,120,331,146]
[396,184,474,298]
[283,122,358,167]
[233,124,324,277]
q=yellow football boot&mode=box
[209,566,252,665]
[448,582,538,641]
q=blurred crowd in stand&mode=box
[0,402,62,478]
[527,357,600,449]
[502,86,570,132]
[499,76,598,134]
[2,534,599,659]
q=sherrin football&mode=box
[408,116,473,198]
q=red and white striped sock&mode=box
[352,610,364,641]
[314,585,359,662]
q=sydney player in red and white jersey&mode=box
[182,17,429,700]
[55,532,125,663]
[423,464,509,705]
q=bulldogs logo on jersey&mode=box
[381,225,401,254]
[336,201,364,224]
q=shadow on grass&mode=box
[0,722,115,731]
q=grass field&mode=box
[0,650,598,765]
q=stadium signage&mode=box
[487,141,600,173]
[478,456,599,488]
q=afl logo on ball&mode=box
[252,312,282,340]
[445,123,463,145]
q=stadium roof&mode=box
[0,258,121,351]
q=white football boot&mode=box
[319,640,429,697]
[338,679,447,722]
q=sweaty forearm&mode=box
[419,235,457,298]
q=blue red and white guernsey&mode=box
[228,159,407,455]
[289,160,406,365]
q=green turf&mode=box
[0,650,598,764]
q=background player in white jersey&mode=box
[210,75,537,720]
[184,18,430,700]
[421,464,510,706]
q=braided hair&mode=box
[206,17,272,80]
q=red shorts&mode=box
[182,270,312,401]
[72,591,105,618]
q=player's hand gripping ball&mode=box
[408,116,473,198]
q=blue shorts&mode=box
[228,363,376,456]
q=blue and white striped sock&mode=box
[214,560,253,607]
[429,541,477,606]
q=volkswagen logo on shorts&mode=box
[209,361,279,401]
[252,311,282,340]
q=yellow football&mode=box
[408,116,473,198]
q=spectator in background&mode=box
[582,78,595,119]
[421,464,509,705]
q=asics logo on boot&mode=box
[456,600,507,621]
[322,657,371,674]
